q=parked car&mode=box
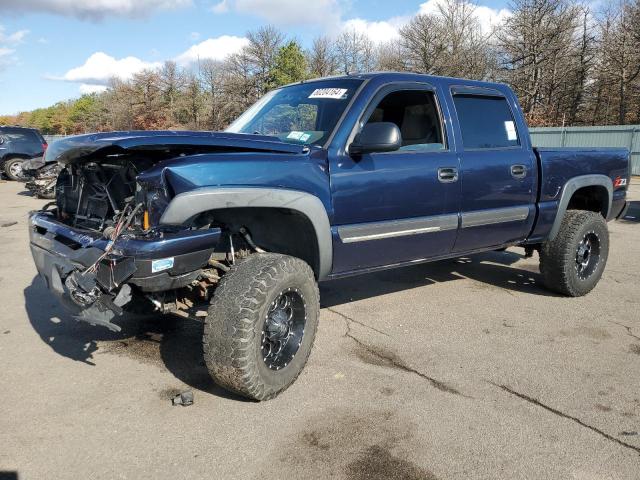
[0,126,47,180]
[27,72,630,400]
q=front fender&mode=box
[159,187,333,280]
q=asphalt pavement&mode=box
[1,178,639,480]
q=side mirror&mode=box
[349,122,402,155]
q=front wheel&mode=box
[4,158,26,181]
[539,210,609,297]
[204,253,319,401]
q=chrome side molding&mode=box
[338,214,458,243]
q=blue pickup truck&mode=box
[28,72,630,400]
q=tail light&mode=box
[42,143,48,152]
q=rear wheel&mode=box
[4,158,26,181]
[539,210,609,296]
[203,253,319,401]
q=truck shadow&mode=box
[23,250,552,399]
[321,250,559,308]
[619,201,640,223]
[23,276,247,401]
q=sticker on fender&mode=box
[152,257,175,273]
[309,88,348,99]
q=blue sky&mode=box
[0,0,510,115]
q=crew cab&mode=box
[28,73,630,400]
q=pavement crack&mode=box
[493,383,640,456]
[609,321,640,342]
[328,307,465,397]
[326,307,391,337]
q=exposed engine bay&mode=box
[35,156,261,332]
[55,157,152,232]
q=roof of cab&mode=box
[287,71,510,92]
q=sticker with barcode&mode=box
[309,88,348,99]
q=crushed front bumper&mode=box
[29,211,221,330]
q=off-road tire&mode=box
[4,158,25,181]
[539,210,609,297]
[204,253,319,401]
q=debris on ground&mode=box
[1,221,18,228]
[171,391,194,406]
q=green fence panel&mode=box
[530,125,640,176]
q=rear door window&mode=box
[453,95,519,149]
[2,129,38,145]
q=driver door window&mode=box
[364,90,445,152]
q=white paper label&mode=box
[504,121,517,141]
[287,131,304,140]
[308,88,348,99]
[299,133,311,142]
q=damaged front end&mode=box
[28,130,303,330]
[27,132,244,331]
[29,206,222,331]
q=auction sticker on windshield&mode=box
[309,88,348,99]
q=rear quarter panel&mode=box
[528,147,629,242]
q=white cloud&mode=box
[0,25,28,71]
[418,0,509,34]
[79,83,108,94]
[189,31,200,41]
[0,0,192,20]
[473,4,511,32]
[49,35,248,93]
[174,35,249,65]
[56,52,162,85]
[338,0,510,44]
[211,0,229,13]
[216,0,340,25]
[341,17,404,44]
[0,28,29,44]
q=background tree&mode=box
[5,3,640,134]
[307,36,338,77]
[272,41,307,87]
[335,29,375,74]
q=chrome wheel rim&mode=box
[9,162,23,178]
[575,231,600,280]
[261,288,306,370]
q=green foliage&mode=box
[271,41,307,88]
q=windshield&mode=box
[226,79,363,146]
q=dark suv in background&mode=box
[0,126,47,180]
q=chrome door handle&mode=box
[438,167,458,183]
[510,164,527,179]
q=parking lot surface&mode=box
[1,179,639,480]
